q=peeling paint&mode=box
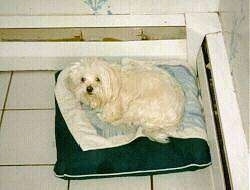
[83,0,109,14]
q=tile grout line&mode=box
[0,164,55,167]
[150,175,154,190]
[2,108,55,111]
[68,180,70,190]
[0,72,13,128]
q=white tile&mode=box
[0,110,56,164]
[153,168,214,190]
[70,176,151,190]
[6,71,55,109]
[0,72,11,109]
[0,166,67,190]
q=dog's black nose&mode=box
[86,85,93,93]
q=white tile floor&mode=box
[0,110,56,165]
[5,71,55,110]
[70,176,151,190]
[0,71,214,190]
[0,166,67,190]
[154,169,213,190]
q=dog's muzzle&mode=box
[86,85,93,94]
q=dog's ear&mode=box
[103,64,121,101]
[64,75,75,92]
[65,62,81,92]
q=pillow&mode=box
[54,62,211,179]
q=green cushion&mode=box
[54,71,211,180]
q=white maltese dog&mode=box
[67,58,185,143]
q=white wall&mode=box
[0,0,218,15]
[219,0,249,144]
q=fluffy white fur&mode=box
[66,58,185,143]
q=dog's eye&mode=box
[81,77,86,82]
[96,77,100,82]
